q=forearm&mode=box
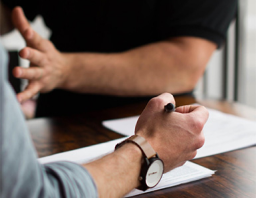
[62,37,216,96]
[84,143,142,198]
[11,16,217,102]
[0,1,14,35]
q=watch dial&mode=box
[145,160,164,187]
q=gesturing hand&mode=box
[12,7,69,103]
[135,93,208,172]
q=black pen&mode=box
[164,103,175,113]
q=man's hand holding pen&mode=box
[135,93,208,172]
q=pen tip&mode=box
[164,103,175,112]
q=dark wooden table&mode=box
[27,95,256,198]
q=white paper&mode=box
[103,108,256,159]
[39,137,214,197]
[125,161,214,197]
[39,137,126,164]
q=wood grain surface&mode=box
[27,95,256,198]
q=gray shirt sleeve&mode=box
[0,41,98,198]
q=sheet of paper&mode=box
[39,137,214,197]
[39,137,126,164]
[103,108,256,159]
[125,161,214,197]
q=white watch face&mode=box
[145,160,164,188]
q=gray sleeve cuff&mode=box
[43,161,98,198]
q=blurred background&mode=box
[1,0,256,117]
[196,0,256,108]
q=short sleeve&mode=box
[2,0,40,21]
[155,0,238,48]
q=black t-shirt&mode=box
[3,0,237,117]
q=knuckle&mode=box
[147,97,164,110]
[41,39,54,51]
[35,38,45,49]
[37,57,46,66]
[200,106,209,120]
[37,40,44,49]
[161,92,174,98]
[190,151,197,160]
[180,161,186,167]
[202,106,209,116]
[29,71,35,79]
[21,69,28,78]
[24,29,33,42]
[160,92,175,104]
[190,117,205,134]
[195,135,205,149]
[30,69,36,79]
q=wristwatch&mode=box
[115,135,164,191]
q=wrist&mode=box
[114,142,143,167]
[58,53,74,89]
[115,135,164,191]
[114,142,143,188]
[84,142,143,197]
